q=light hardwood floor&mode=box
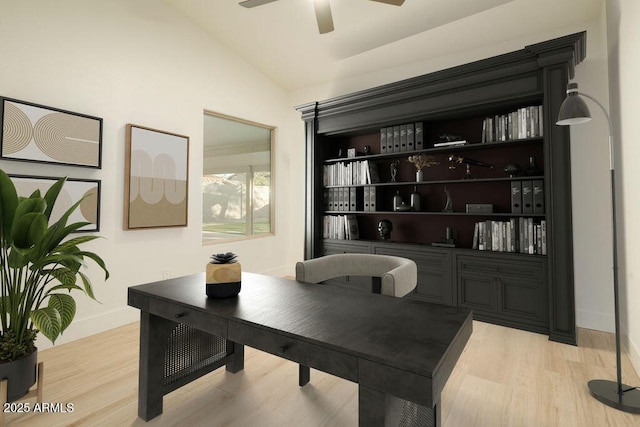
[5,321,640,426]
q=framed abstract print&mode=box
[124,124,189,229]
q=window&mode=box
[202,111,274,242]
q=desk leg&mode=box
[138,311,175,421]
[225,340,244,373]
[358,385,438,427]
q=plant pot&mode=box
[206,262,241,298]
[0,349,37,402]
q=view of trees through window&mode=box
[202,112,273,241]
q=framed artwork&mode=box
[0,96,102,168]
[10,175,101,232]
[124,124,189,229]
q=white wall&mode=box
[606,0,640,376]
[0,0,304,349]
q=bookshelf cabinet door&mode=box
[456,253,547,330]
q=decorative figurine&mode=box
[363,145,371,155]
[448,154,493,179]
[442,187,453,212]
[390,159,400,182]
[503,163,522,177]
[377,219,393,240]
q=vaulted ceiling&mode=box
[163,0,603,91]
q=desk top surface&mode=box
[128,272,472,378]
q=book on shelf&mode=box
[323,215,359,240]
[482,105,544,143]
[433,140,467,148]
[474,218,546,254]
[323,160,380,186]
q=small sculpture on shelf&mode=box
[408,154,438,182]
[442,187,454,212]
[503,163,522,177]
[206,252,241,298]
[390,159,400,182]
[432,226,457,248]
[377,219,393,240]
[448,154,494,179]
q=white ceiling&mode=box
[163,0,604,91]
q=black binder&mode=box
[522,180,533,214]
[533,180,545,213]
[511,181,522,214]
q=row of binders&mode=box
[323,215,360,240]
[482,105,544,143]
[324,160,379,186]
[473,218,546,255]
[325,186,378,212]
[380,122,424,153]
[511,180,544,214]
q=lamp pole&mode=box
[556,83,640,413]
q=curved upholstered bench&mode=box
[295,253,417,298]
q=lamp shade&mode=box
[556,82,592,125]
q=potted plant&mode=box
[0,170,108,401]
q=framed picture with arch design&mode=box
[0,96,102,168]
[10,174,101,232]
[124,124,189,230]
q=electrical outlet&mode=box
[162,269,171,280]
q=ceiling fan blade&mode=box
[314,0,334,34]
[239,0,279,8]
[369,0,405,5]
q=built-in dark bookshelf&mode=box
[297,32,586,345]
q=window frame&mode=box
[202,110,275,245]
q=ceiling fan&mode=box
[239,0,406,34]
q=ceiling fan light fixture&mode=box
[239,0,404,34]
[313,0,334,34]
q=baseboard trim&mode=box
[35,306,140,350]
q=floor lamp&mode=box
[556,82,640,413]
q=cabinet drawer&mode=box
[228,322,358,382]
[457,255,544,281]
[149,299,227,337]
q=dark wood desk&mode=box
[128,272,472,426]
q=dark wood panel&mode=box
[299,32,586,343]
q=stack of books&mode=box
[472,218,546,255]
[482,105,544,142]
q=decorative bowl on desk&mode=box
[206,252,241,298]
